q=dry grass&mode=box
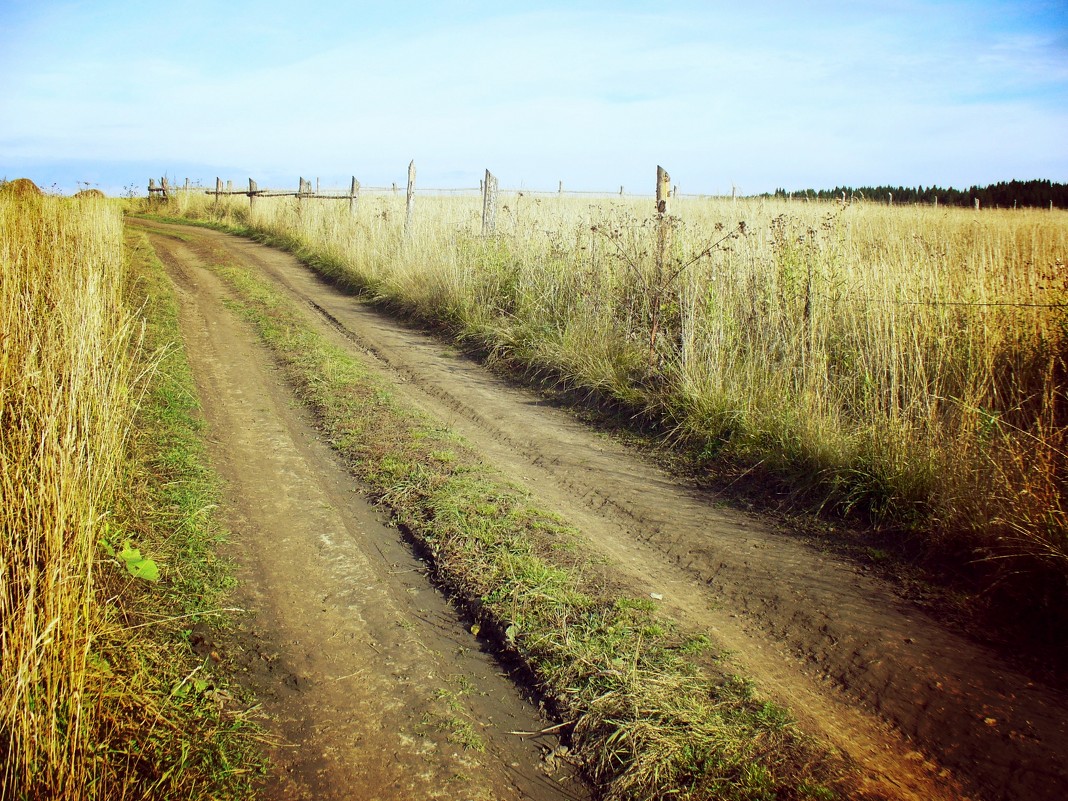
[1,192,134,795]
[162,188,1068,624]
[1,195,260,799]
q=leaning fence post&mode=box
[349,176,360,216]
[482,169,499,236]
[404,160,416,239]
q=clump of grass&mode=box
[0,194,260,800]
[152,189,1068,634]
[213,262,851,800]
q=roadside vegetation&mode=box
[0,191,260,800]
[152,188,1068,639]
[201,257,849,800]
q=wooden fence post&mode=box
[161,177,170,202]
[482,169,498,236]
[214,177,222,208]
[558,180,563,195]
[226,179,233,194]
[249,178,258,217]
[404,160,416,239]
[656,165,670,215]
[349,176,360,216]
[184,178,190,191]
[651,165,672,368]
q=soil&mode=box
[132,218,1068,801]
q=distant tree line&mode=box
[766,179,1068,209]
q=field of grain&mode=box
[0,191,259,800]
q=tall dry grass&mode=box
[1,194,137,796]
[174,189,1068,613]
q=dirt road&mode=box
[134,218,1068,801]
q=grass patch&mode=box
[207,260,851,800]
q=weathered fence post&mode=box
[349,176,360,216]
[656,166,670,216]
[184,178,190,191]
[482,169,499,236]
[651,165,672,368]
[214,177,222,209]
[620,185,624,196]
[226,179,233,194]
[558,180,563,195]
[161,177,170,202]
[297,177,310,217]
[249,178,258,217]
[404,160,416,239]
[148,178,156,200]
[974,198,981,211]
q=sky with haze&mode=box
[1,0,1066,195]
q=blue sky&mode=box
[1,0,1066,195]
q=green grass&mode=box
[205,259,849,800]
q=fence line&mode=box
[146,169,700,208]
[149,164,687,235]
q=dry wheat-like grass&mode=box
[1,193,135,796]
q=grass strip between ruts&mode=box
[207,259,848,801]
